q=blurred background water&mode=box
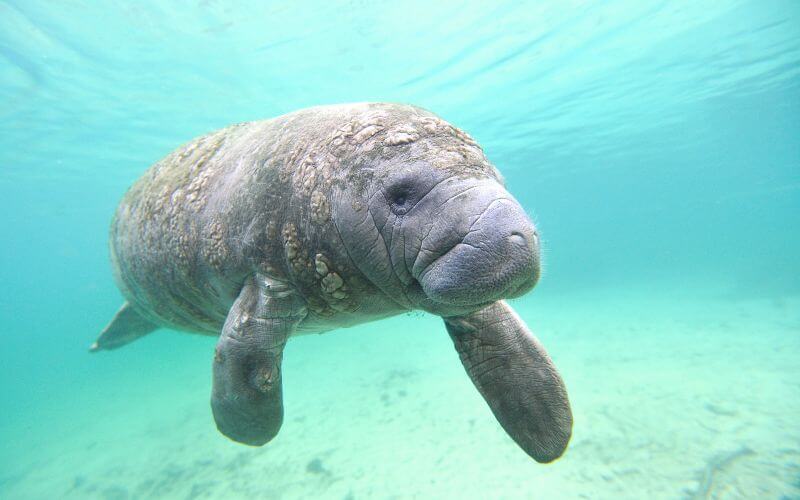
[1,1,798,498]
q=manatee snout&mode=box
[417,183,540,308]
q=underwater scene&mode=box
[1,1,799,498]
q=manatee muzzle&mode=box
[418,198,540,307]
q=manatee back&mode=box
[110,123,279,333]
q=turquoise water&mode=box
[1,1,799,498]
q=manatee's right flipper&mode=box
[444,300,572,463]
[90,302,158,352]
[211,274,307,446]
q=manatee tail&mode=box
[90,302,158,352]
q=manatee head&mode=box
[332,105,540,316]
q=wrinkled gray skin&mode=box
[92,103,572,463]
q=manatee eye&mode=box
[383,163,438,215]
[387,184,413,215]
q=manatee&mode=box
[92,103,572,463]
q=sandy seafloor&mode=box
[1,285,798,500]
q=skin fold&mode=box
[92,102,573,463]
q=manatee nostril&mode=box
[508,231,527,248]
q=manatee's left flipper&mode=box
[211,274,307,446]
[444,300,572,463]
